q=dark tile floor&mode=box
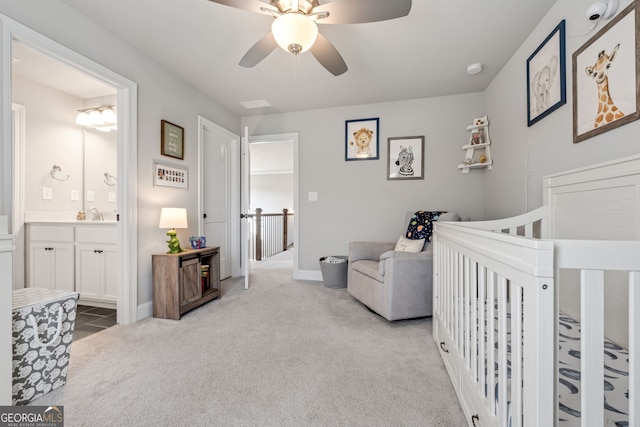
[73,305,117,341]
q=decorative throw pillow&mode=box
[395,235,426,252]
[406,211,444,242]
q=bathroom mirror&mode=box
[83,128,117,220]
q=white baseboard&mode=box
[295,269,323,281]
[137,300,153,320]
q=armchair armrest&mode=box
[348,241,395,262]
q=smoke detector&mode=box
[466,63,483,75]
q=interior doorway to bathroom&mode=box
[6,23,138,325]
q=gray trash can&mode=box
[319,256,348,288]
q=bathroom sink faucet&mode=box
[88,207,103,221]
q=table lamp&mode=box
[158,207,188,254]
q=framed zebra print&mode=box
[387,136,424,180]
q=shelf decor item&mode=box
[161,120,184,160]
[387,136,424,180]
[572,2,640,143]
[458,115,492,173]
[345,118,379,161]
[527,20,566,127]
[158,207,188,254]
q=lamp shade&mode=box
[272,13,318,55]
[159,208,188,229]
[75,111,91,126]
[101,107,117,124]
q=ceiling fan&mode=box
[207,0,412,76]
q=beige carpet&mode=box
[29,260,466,426]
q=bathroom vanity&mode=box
[26,220,118,309]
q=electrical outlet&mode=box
[71,190,80,201]
[42,187,53,200]
[87,191,95,202]
[108,192,116,203]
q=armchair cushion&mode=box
[394,235,426,252]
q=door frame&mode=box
[0,15,138,325]
[247,132,299,278]
[197,116,241,277]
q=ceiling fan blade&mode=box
[239,32,278,68]
[310,33,348,76]
[207,0,276,16]
[314,0,411,25]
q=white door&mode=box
[202,119,233,279]
[242,126,251,290]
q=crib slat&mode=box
[471,260,478,382]
[464,256,471,368]
[497,276,508,424]
[478,265,486,388]
[487,270,496,415]
[511,283,523,427]
[630,272,640,427]
[580,269,604,426]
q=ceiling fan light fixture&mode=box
[272,13,318,55]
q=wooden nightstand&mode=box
[152,247,220,320]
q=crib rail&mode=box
[433,221,555,427]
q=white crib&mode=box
[432,155,640,427]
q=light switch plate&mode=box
[42,187,53,200]
[71,190,79,201]
[308,191,318,201]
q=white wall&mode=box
[13,75,84,213]
[243,93,487,271]
[485,0,640,219]
[251,173,293,213]
[0,1,240,308]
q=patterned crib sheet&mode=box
[557,314,628,427]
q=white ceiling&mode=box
[36,0,558,117]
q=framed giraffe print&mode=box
[387,136,424,180]
[526,20,566,127]
[572,1,640,143]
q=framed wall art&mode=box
[527,20,566,127]
[161,120,184,159]
[387,136,424,180]
[572,2,640,143]
[345,118,379,161]
[154,161,188,189]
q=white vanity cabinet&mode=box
[27,225,75,292]
[75,226,118,305]
[27,223,118,308]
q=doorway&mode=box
[2,17,138,325]
[247,133,299,277]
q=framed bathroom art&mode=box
[526,20,566,127]
[387,136,424,180]
[345,118,379,161]
[572,1,640,143]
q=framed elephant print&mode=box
[527,20,566,127]
[387,136,424,180]
[572,2,640,143]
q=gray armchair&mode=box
[347,212,459,321]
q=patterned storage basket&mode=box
[12,288,79,405]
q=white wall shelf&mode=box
[458,115,493,174]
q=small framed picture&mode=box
[471,131,484,145]
[154,161,188,189]
[526,20,566,127]
[345,118,379,161]
[387,136,424,180]
[161,120,184,160]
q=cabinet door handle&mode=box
[439,342,449,353]
[45,247,54,251]
[94,249,103,254]
[472,414,479,426]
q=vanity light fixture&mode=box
[75,105,117,131]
